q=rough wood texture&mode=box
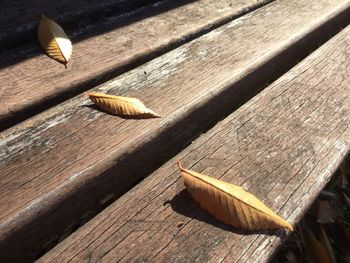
[39,24,350,263]
[0,0,154,49]
[0,0,270,130]
[1,0,349,261]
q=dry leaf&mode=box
[86,91,160,118]
[286,251,298,263]
[336,165,349,191]
[37,14,72,67]
[319,190,338,201]
[303,224,330,263]
[341,172,349,190]
[317,200,339,224]
[344,193,350,209]
[177,162,293,231]
[319,226,336,263]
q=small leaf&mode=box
[286,251,298,263]
[86,91,161,118]
[317,200,339,224]
[177,162,293,231]
[37,14,72,67]
[319,226,336,263]
[319,190,338,201]
[336,164,349,191]
[344,193,350,209]
[303,224,330,263]
[341,172,349,191]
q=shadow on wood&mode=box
[0,0,196,69]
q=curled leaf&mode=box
[303,224,330,263]
[177,162,293,231]
[86,91,160,118]
[37,14,72,67]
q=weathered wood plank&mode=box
[39,24,350,262]
[0,0,153,50]
[1,0,349,261]
[0,0,270,130]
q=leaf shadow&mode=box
[168,190,287,238]
[83,103,160,120]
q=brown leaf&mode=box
[344,193,350,209]
[335,164,349,193]
[177,162,293,231]
[37,14,72,67]
[86,91,161,118]
[319,226,336,263]
[341,173,349,190]
[286,251,298,263]
[319,190,338,201]
[302,224,330,263]
[317,200,339,224]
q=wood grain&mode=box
[39,24,350,262]
[0,0,270,130]
[0,0,349,261]
[0,0,154,50]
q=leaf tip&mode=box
[274,214,293,231]
[39,14,50,25]
[284,221,294,231]
[84,92,93,97]
[176,161,183,170]
[151,111,161,118]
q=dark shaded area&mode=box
[0,0,197,69]
[0,0,160,52]
[272,155,350,262]
[169,190,282,237]
[0,4,349,263]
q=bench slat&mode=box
[39,24,350,262]
[0,0,151,50]
[1,0,349,261]
[0,0,269,130]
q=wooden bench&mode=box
[1,0,350,261]
[39,22,350,262]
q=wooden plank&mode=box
[0,0,153,50]
[39,24,350,262]
[1,0,349,261]
[0,0,270,130]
